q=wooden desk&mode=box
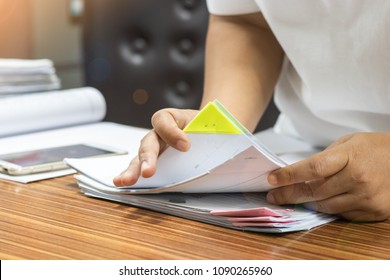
[1,175,389,260]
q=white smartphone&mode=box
[0,143,127,176]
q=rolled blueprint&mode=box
[0,87,106,137]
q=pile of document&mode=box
[65,100,336,233]
[73,176,335,233]
[0,59,60,95]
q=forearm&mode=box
[202,13,284,132]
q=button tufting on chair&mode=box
[83,0,279,130]
[83,0,208,128]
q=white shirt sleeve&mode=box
[206,0,260,15]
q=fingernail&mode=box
[141,160,150,172]
[268,174,278,185]
[114,170,126,181]
[113,175,121,183]
[267,192,276,204]
[176,140,189,151]
[113,173,127,186]
[114,168,134,182]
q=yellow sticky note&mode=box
[183,101,242,134]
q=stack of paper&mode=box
[0,59,60,95]
[65,100,336,233]
[77,185,335,233]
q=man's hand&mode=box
[113,108,198,187]
[267,132,390,221]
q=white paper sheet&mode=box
[0,59,55,75]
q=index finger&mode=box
[151,109,197,152]
[268,146,349,186]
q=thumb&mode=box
[268,146,349,186]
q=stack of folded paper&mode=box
[0,58,60,95]
[65,100,336,233]
[74,179,336,233]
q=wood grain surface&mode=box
[0,175,389,260]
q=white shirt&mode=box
[207,0,390,147]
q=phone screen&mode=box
[0,144,115,167]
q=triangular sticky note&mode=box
[184,101,242,134]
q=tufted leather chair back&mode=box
[83,0,207,128]
[83,0,279,130]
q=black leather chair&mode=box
[82,0,279,130]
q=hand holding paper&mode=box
[72,99,286,193]
[114,101,285,190]
[65,100,336,233]
[113,108,198,186]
